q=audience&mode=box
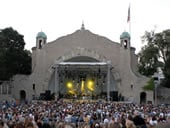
[0,99,169,128]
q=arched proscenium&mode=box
[45,48,121,95]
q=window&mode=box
[33,83,35,90]
[2,84,7,94]
[39,40,42,49]
[131,84,133,89]
[124,40,127,49]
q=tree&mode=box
[161,30,170,88]
[138,29,170,88]
[138,44,159,76]
[0,27,31,81]
[162,53,170,88]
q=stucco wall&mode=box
[8,29,151,103]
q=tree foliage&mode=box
[162,56,170,88]
[138,29,170,88]
[138,44,159,76]
[142,78,154,91]
[0,27,31,81]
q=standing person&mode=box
[133,110,147,128]
[108,117,121,128]
[126,115,136,128]
[109,117,115,128]
[0,121,4,128]
[0,120,8,128]
[25,122,35,128]
[110,123,121,128]
[149,116,157,128]
[103,116,109,128]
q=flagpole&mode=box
[127,4,131,43]
[129,4,131,37]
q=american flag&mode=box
[127,5,130,22]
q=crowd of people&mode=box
[0,99,170,128]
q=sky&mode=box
[0,0,170,53]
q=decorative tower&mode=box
[81,21,85,30]
[36,31,47,49]
[120,31,131,49]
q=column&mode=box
[0,84,1,94]
[7,84,8,95]
[154,81,158,105]
[107,61,111,101]
[54,66,59,98]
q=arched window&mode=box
[39,40,42,49]
[124,40,128,49]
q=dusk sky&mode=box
[1,0,170,53]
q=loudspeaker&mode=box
[45,90,51,95]
[40,93,45,100]
[45,90,51,100]
[110,91,118,101]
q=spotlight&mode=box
[87,80,94,91]
[81,80,85,92]
[66,82,73,89]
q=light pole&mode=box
[153,73,159,105]
[154,81,158,105]
[107,61,111,102]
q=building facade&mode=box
[1,25,153,103]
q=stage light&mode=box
[81,80,85,92]
[68,90,75,94]
[88,80,93,86]
[66,82,73,89]
[87,80,94,91]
